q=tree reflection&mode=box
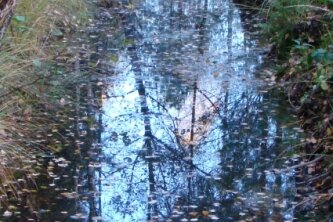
[14,0,304,221]
[94,0,302,221]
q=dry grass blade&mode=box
[0,0,91,209]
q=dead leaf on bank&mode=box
[0,125,7,136]
[23,105,32,116]
[308,36,315,43]
[263,69,273,76]
[306,137,317,144]
[285,33,289,40]
[308,164,316,174]
[315,193,333,206]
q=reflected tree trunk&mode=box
[121,8,159,220]
[136,66,159,222]
[86,81,98,221]
[227,4,233,60]
[136,74,158,221]
[196,0,208,55]
[189,83,197,145]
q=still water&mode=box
[3,0,308,221]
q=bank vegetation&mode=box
[238,0,333,214]
[0,0,90,209]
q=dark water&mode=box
[2,0,311,221]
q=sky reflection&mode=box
[96,0,302,221]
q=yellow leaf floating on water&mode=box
[61,192,79,199]
[189,211,198,217]
[213,72,219,78]
[126,4,135,10]
[3,210,12,217]
[202,210,209,217]
[315,193,333,205]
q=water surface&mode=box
[3,0,306,221]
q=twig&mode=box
[276,156,324,173]
[284,5,333,15]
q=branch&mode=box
[275,156,324,173]
[284,4,333,15]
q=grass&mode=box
[0,0,91,206]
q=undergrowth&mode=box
[0,0,91,209]
[263,0,333,145]
[259,0,333,217]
